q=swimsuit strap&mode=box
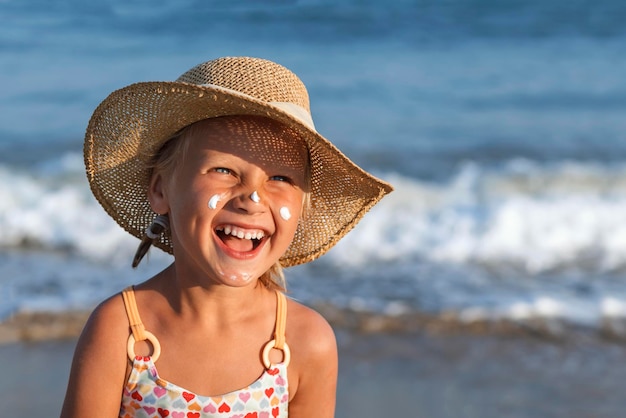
[121,286,287,367]
[121,286,161,362]
[262,291,291,369]
[274,290,287,349]
[121,286,146,341]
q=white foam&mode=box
[4,157,626,275]
[329,160,626,274]
[3,156,626,330]
[0,156,141,263]
[601,297,626,318]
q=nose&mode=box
[232,189,265,214]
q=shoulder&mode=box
[71,291,131,372]
[283,296,338,416]
[82,291,130,346]
[286,299,338,375]
[285,296,337,364]
[60,291,131,417]
[66,289,134,384]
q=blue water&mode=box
[2,0,626,333]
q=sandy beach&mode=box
[1,315,625,418]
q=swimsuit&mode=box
[118,287,290,418]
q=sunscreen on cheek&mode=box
[208,194,221,210]
[280,206,292,221]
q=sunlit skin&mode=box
[149,116,309,287]
[60,116,337,418]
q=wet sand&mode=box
[335,330,626,418]
[1,327,625,418]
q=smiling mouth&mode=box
[215,225,266,252]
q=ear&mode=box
[148,171,170,214]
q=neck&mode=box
[155,263,270,326]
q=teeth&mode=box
[217,225,264,240]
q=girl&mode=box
[61,56,392,418]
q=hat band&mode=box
[198,83,316,131]
[268,101,315,130]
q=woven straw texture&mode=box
[84,57,393,267]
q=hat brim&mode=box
[85,81,393,267]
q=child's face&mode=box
[150,116,308,286]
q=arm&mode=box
[287,304,338,418]
[60,295,130,418]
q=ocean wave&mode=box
[0,154,138,261]
[3,156,626,275]
[328,159,626,274]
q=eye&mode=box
[270,175,292,183]
[214,167,232,175]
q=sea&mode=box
[2,0,626,337]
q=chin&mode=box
[213,266,261,286]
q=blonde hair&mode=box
[135,117,311,292]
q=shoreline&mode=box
[2,305,626,346]
[3,306,626,417]
[2,326,626,417]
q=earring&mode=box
[133,214,169,268]
[250,191,260,203]
[145,214,170,239]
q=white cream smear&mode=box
[280,206,292,221]
[217,269,253,284]
[208,194,221,210]
[250,191,260,203]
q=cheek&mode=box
[183,178,227,211]
[279,207,292,221]
[208,193,227,210]
[273,191,303,227]
[170,182,216,218]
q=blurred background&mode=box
[1,0,626,417]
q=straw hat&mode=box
[84,56,393,267]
